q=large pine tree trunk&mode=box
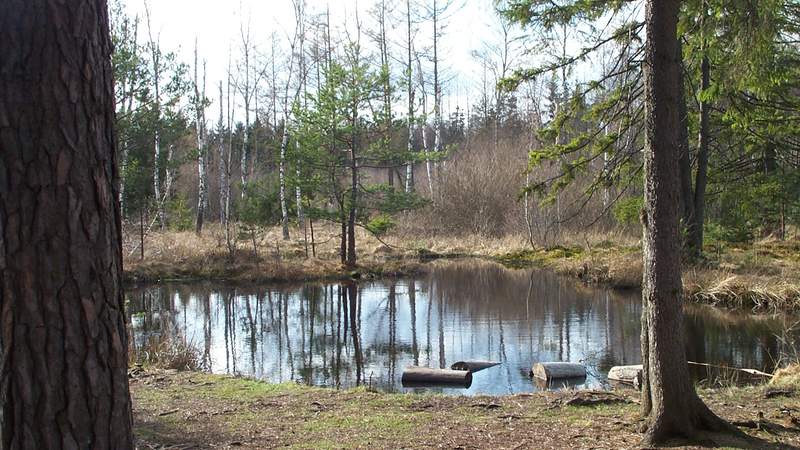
[640,1,738,444]
[0,0,133,447]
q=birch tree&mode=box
[193,40,209,233]
[235,17,260,198]
[278,0,307,241]
[144,3,165,227]
[405,0,416,193]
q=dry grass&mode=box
[122,223,425,283]
[772,365,800,387]
[123,222,800,312]
[131,333,207,372]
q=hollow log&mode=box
[401,367,472,388]
[531,362,586,380]
[450,360,500,373]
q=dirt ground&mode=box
[131,369,800,449]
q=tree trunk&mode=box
[640,1,738,444]
[677,39,697,258]
[194,41,208,234]
[145,5,165,229]
[405,0,415,194]
[347,110,358,268]
[418,58,435,201]
[691,51,711,257]
[218,81,227,224]
[279,125,291,240]
[432,0,443,161]
[0,0,134,447]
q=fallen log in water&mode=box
[401,367,472,388]
[607,365,643,386]
[531,362,586,380]
[450,360,500,373]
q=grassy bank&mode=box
[131,368,800,449]
[123,224,800,313]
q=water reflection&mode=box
[128,260,796,395]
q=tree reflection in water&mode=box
[127,260,798,395]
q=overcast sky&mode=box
[120,0,524,117]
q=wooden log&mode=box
[401,367,472,388]
[530,362,586,380]
[687,361,773,378]
[534,375,587,390]
[606,362,771,381]
[450,360,500,373]
[607,365,643,384]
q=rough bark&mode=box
[640,1,738,444]
[0,0,134,447]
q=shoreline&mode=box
[123,227,800,314]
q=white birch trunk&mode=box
[279,126,290,240]
[218,81,226,224]
[405,0,415,194]
[194,42,208,233]
[146,5,165,228]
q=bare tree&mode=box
[278,0,307,241]
[144,2,165,228]
[405,0,416,193]
[193,39,209,233]
[235,15,262,198]
[218,79,227,225]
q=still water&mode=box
[127,260,794,395]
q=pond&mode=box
[127,260,796,396]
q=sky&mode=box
[120,0,519,117]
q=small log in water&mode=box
[401,367,472,388]
[450,360,500,373]
[531,362,586,380]
[607,365,643,384]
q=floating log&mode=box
[401,367,472,388]
[450,360,500,373]
[531,362,586,380]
